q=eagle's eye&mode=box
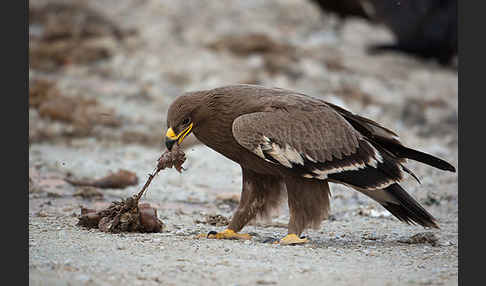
[182,118,190,125]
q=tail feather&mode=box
[374,135,456,172]
[327,102,456,173]
[380,183,439,228]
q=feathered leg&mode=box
[280,177,331,245]
[207,167,285,240]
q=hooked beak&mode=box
[165,123,193,150]
[165,137,177,151]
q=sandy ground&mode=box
[29,0,458,285]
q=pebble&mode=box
[175,230,186,236]
[439,241,454,247]
[36,211,48,217]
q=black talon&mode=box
[262,237,279,244]
[207,231,218,238]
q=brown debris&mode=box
[29,78,121,141]
[29,2,135,71]
[77,193,164,233]
[29,79,60,108]
[195,214,230,227]
[138,203,164,233]
[207,33,299,77]
[77,147,186,233]
[29,2,126,42]
[73,187,104,199]
[208,33,294,56]
[38,94,95,124]
[38,94,120,128]
[398,232,439,247]
[77,207,102,228]
[157,147,187,173]
[66,169,139,189]
[29,40,113,71]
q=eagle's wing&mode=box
[326,101,456,172]
[232,102,404,191]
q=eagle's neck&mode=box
[192,93,257,163]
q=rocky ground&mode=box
[29,0,458,285]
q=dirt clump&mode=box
[195,214,230,227]
[66,169,139,189]
[77,199,164,233]
[73,187,104,200]
[398,232,439,247]
[77,147,186,233]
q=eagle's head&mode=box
[165,91,209,150]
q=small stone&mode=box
[36,211,48,217]
[175,230,186,236]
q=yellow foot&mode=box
[275,234,308,245]
[204,229,252,240]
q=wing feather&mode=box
[232,101,403,190]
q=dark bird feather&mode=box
[380,183,439,228]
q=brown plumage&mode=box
[165,84,455,243]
